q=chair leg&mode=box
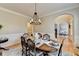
[25,51,27,56]
[22,49,25,56]
[43,52,49,56]
[22,49,23,56]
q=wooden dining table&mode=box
[36,43,58,52]
[35,43,58,56]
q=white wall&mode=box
[0,8,30,34]
[34,7,79,47]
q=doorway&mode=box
[55,14,74,55]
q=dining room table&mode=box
[36,43,59,56]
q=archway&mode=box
[55,14,74,55]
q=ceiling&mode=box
[0,3,79,17]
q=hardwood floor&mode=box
[63,38,74,55]
[58,36,74,55]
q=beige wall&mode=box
[0,8,30,34]
[34,7,79,47]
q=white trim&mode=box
[40,5,79,18]
[0,7,31,18]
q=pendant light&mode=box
[30,3,41,25]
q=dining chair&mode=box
[27,39,36,56]
[0,38,8,50]
[58,39,64,56]
[21,36,28,56]
[0,38,9,56]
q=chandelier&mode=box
[30,3,41,25]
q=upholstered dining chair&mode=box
[21,36,28,56]
[27,39,36,56]
[0,38,8,50]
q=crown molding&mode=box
[40,5,79,18]
[0,5,79,19]
[0,7,31,18]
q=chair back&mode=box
[21,36,27,48]
[27,39,36,56]
[27,39,35,50]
